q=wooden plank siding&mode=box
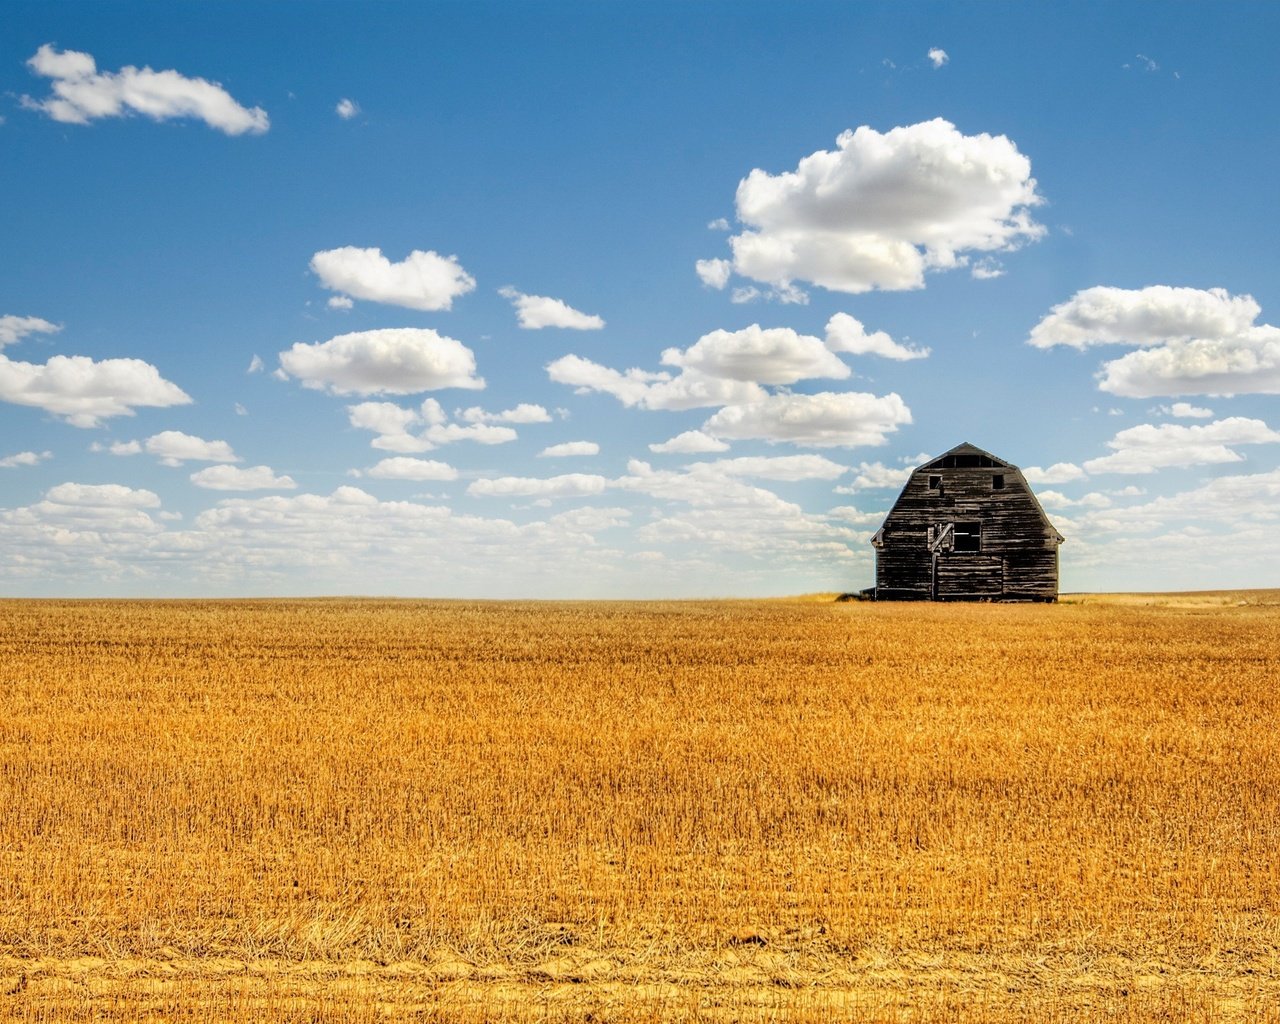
[871,443,1063,602]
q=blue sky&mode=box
[3,2,1280,597]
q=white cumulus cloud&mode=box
[0,351,191,427]
[310,247,476,312]
[190,465,297,491]
[1029,285,1280,398]
[702,119,1043,297]
[143,430,239,466]
[538,441,600,458]
[0,450,52,469]
[824,312,929,360]
[498,287,604,330]
[701,391,911,448]
[458,403,552,424]
[648,430,730,454]
[1021,462,1087,485]
[1163,402,1214,419]
[547,354,766,411]
[23,44,268,134]
[365,457,459,481]
[279,328,484,395]
[46,482,160,507]
[0,315,60,348]
[690,455,848,481]
[1083,417,1280,475]
[468,474,609,499]
[695,258,732,290]
[927,48,949,68]
[335,98,360,119]
[662,324,851,385]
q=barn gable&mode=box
[870,442,1063,602]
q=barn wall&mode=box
[873,460,1060,601]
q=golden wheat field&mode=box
[0,595,1278,1022]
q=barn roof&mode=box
[920,441,1012,470]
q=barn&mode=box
[869,443,1064,602]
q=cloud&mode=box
[23,44,268,134]
[1163,402,1214,419]
[365,457,459,481]
[547,353,766,411]
[707,218,731,232]
[94,439,142,456]
[0,315,60,348]
[0,450,52,469]
[662,324,850,385]
[690,455,847,481]
[348,401,421,438]
[498,287,604,330]
[695,258,732,290]
[927,48,949,68]
[0,350,191,427]
[970,257,1004,280]
[838,461,914,490]
[538,441,600,457]
[247,354,264,374]
[1021,462,1086,485]
[190,465,297,491]
[1083,417,1280,475]
[335,98,360,119]
[422,422,516,446]
[824,312,928,360]
[648,430,730,454]
[702,119,1043,297]
[310,247,476,312]
[142,430,239,466]
[458,403,551,424]
[1036,489,1112,510]
[701,391,911,448]
[327,296,354,311]
[1029,286,1280,398]
[468,474,609,499]
[46,482,160,507]
[279,328,483,395]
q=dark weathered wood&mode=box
[871,442,1063,602]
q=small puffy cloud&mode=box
[468,474,609,499]
[970,257,1004,280]
[538,441,600,458]
[234,403,247,416]
[365,457,459,481]
[838,461,914,491]
[327,296,354,311]
[702,391,911,448]
[707,218,731,232]
[458,403,551,424]
[692,455,847,481]
[1163,402,1214,419]
[423,422,517,446]
[0,351,191,427]
[695,258,732,290]
[1036,490,1112,510]
[1021,462,1086,485]
[0,315,60,348]
[662,324,850,385]
[46,482,160,507]
[23,44,268,134]
[824,312,928,360]
[648,430,729,454]
[93,439,142,456]
[1083,417,1280,475]
[703,119,1043,297]
[498,287,604,330]
[279,328,483,395]
[190,465,297,490]
[143,430,239,466]
[1029,286,1280,398]
[335,98,359,119]
[310,247,476,312]
[547,354,765,411]
[348,400,420,438]
[0,450,52,469]
[927,47,949,68]
[247,354,264,374]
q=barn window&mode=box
[953,522,981,552]
[992,474,1005,490]
[929,475,942,490]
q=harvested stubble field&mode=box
[1,596,1278,1023]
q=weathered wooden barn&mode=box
[870,443,1063,601]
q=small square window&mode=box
[929,475,942,490]
[992,474,1005,490]
[953,521,981,552]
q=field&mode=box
[1,595,1278,1022]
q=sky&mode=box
[3,1,1280,598]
